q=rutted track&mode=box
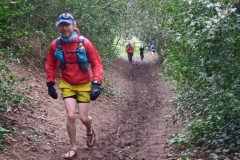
[0,55,176,160]
[87,57,176,160]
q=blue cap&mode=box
[56,12,74,26]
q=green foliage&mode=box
[16,0,125,65]
[118,0,166,56]
[0,127,9,151]
[0,0,31,151]
[75,0,121,62]
[0,0,33,55]
[160,0,240,158]
[0,1,30,109]
[0,61,26,112]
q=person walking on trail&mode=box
[139,43,144,61]
[126,43,134,63]
[147,42,152,55]
[151,45,156,57]
[45,12,103,159]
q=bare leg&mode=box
[152,52,155,57]
[77,103,95,146]
[63,98,77,158]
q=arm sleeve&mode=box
[126,46,128,51]
[84,38,103,83]
[45,40,59,83]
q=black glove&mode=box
[47,82,58,99]
[90,82,101,101]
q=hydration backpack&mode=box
[54,35,89,71]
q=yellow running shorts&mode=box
[59,80,91,103]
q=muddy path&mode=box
[0,55,177,160]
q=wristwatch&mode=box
[93,80,100,84]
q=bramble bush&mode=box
[160,0,240,159]
[0,127,9,151]
[0,61,26,112]
[0,0,32,150]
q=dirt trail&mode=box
[0,54,177,160]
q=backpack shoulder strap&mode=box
[56,36,85,50]
[56,37,62,50]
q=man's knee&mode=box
[79,115,88,123]
[67,113,75,123]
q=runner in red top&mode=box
[45,12,103,159]
[126,42,135,63]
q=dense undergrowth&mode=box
[160,0,240,159]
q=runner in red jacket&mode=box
[45,12,103,159]
[126,42,134,63]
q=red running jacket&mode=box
[126,46,134,54]
[46,35,103,85]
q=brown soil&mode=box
[0,54,178,160]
